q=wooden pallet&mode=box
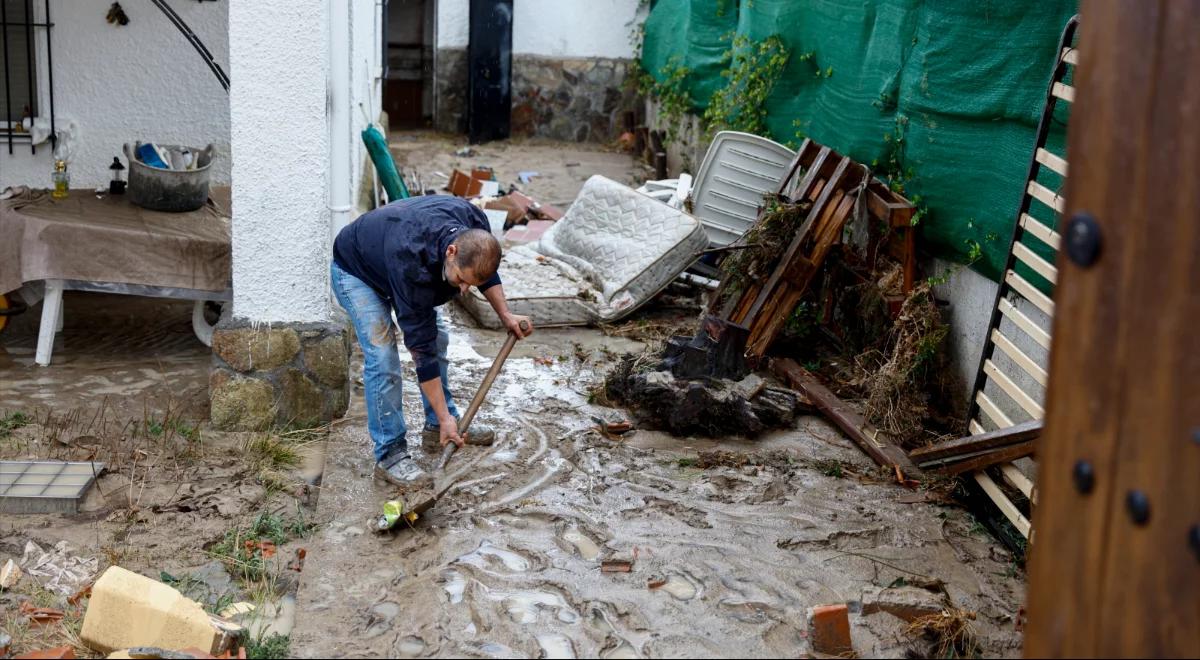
[710,139,914,358]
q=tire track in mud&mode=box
[403,412,822,658]
[411,413,655,658]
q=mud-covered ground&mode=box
[387,130,651,209]
[289,304,1026,659]
[0,296,319,658]
[1,135,1026,658]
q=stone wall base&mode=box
[209,314,351,431]
[436,49,637,143]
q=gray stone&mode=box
[732,374,766,399]
[304,333,350,388]
[562,59,592,76]
[584,64,613,86]
[548,117,574,141]
[589,116,612,142]
[515,57,561,89]
[435,48,468,133]
[212,325,301,373]
[323,384,350,421]
[568,93,592,115]
[602,87,622,115]
[276,368,325,428]
[184,561,237,608]
[434,51,633,144]
[210,372,275,431]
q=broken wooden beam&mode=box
[918,440,1036,475]
[909,419,1042,464]
[772,358,919,475]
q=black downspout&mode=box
[44,0,56,150]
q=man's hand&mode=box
[439,415,464,448]
[501,313,534,339]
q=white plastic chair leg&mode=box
[35,279,64,367]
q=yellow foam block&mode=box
[81,566,222,654]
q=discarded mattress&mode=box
[458,175,708,328]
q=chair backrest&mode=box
[690,131,795,247]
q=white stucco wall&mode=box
[1,0,230,189]
[228,0,330,323]
[346,0,385,224]
[931,256,1053,423]
[436,0,469,49]
[931,259,998,407]
[436,0,642,58]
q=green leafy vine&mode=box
[633,56,694,146]
[702,34,790,140]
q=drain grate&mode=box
[0,461,106,514]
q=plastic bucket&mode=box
[124,142,215,213]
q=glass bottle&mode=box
[52,160,69,199]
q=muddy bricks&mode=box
[807,603,853,656]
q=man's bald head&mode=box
[451,228,501,281]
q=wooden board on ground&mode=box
[910,419,1042,464]
[773,358,918,475]
[921,441,1036,476]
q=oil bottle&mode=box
[51,160,69,199]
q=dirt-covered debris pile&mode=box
[603,357,808,437]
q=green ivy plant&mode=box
[795,50,832,78]
[872,114,930,227]
[702,34,790,140]
[635,56,694,146]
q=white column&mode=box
[228,0,331,324]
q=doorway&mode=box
[384,0,434,127]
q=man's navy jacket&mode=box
[333,195,501,383]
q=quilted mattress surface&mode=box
[459,175,708,328]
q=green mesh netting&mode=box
[642,0,1076,281]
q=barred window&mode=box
[1,0,39,124]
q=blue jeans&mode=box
[330,261,459,461]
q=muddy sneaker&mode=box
[373,451,427,486]
[423,423,496,447]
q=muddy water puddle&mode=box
[291,323,1026,658]
[560,526,601,562]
